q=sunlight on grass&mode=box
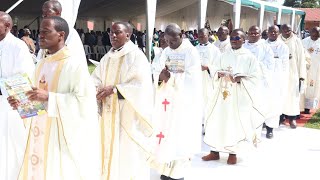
[88,64,96,74]
[305,110,320,130]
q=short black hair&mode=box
[43,16,69,41]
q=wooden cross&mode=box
[162,99,170,112]
[156,132,165,144]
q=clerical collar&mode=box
[200,42,210,46]
[113,45,124,52]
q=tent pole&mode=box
[291,10,296,29]
[145,0,157,61]
[258,4,265,30]
[198,0,208,29]
[5,0,24,14]
[276,8,282,25]
[234,0,241,29]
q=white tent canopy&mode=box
[2,0,304,32]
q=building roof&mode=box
[298,8,320,22]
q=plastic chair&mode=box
[106,45,112,53]
[83,45,93,59]
[97,45,107,59]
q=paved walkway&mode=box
[151,124,320,180]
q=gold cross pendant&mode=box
[222,90,230,100]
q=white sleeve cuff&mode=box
[47,92,58,118]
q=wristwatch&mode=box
[113,86,117,94]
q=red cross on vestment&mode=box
[156,132,165,144]
[162,99,170,112]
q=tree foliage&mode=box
[283,0,320,8]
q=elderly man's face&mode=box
[217,27,228,41]
[110,24,129,49]
[39,19,63,51]
[248,27,261,43]
[164,33,182,50]
[0,19,9,41]
[42,4,59,18]
[198,31,209,44]
[281,26,292,39]
[268,27,279,41]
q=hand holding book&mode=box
[1,73,46,119]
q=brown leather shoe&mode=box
[202,152,220,161]
[227,154,237,165]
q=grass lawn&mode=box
[88,64,96,74]
[304,110,320,130]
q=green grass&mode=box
[304,110,320,129]
[88,64,96,74]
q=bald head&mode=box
[230,29,245,50]
[267,25,280,42]
[217,26,229,41]
[0,11,13,41]
[310,26,320,41]
[232,29,245,39]
[199,28,209,35]
[123,22,133,35]
[114,22,130,34]
[280,24,292,39]
[0,11,12,29]
[281,24,292,31]
[248,25,261,43]
[42,0,62,17]
[198,28,209,44]
[165,23,181,37]
[164,23,182,49]
[268,25,279,34]
[249,25,261,33]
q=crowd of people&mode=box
[1,0,320,180]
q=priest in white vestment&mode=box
[0,12,35,180]
[152,33,168,78]
[37,1,86,67]
[265,25,290,137]
[8,16,101,180]
[202,29,264,165]
[151,24,202,180]
[196,28,221,126]
[214,26,231,53]
[279,24,306,129]
[91,22,153,180]
[302,27,320,113]
[243,25,275,139]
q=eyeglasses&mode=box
[230,36,241,41]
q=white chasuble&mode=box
[152,39,202,163]
[265,39,290,127]
[91,41,153,180]
[266,39,290,118]
[196,43,221,123]
[0,32,34,180]
[302,37,320,109]
[204,48,264,153]
[280,34,306,115]
[19,47,101,180]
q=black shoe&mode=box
[266,132,273,139]
[160,175,170,180]
[262,123,266,129]
[289,120,297,129]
